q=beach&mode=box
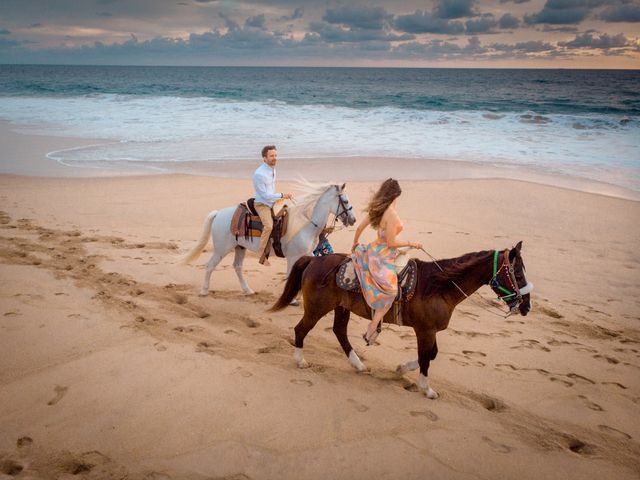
[1,126,639,480]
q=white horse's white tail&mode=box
[179,210,218,264]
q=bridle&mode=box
[417,246,533,318]
[309,185,354,229]
[334,187,353,224]
[489,249,533,315]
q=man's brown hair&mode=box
[262,145,277,158]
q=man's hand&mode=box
[282,193,294,200]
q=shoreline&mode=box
[2,120,639,202]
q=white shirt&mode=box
[253,162,282,207]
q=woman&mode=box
[351,179,423,345]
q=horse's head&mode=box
[333,183,357,227]
[489,241,533,316]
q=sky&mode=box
[0,0,639,68]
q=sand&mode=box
[0,129,639,479]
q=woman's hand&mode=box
[351,242,360,253]
[409,241,423,249]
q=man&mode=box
[253,145,293,266]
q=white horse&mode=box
[181,182,357,296]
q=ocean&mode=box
[0,65,638,191]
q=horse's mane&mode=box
[284,178,336,242]
[416,250,493,297]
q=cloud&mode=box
[500,0,531,3]
[465,14,498,33]
[245,14,266,29]
[394,36,486,58]
[489,40,556,52]
[559,31,631,48]
[499,13,521,28]
[434,0,478,19]
[599,3,640,22]
[0,29,12,35]
[280,7,304,21]
[395,10,465,34]
[309,21,413,43]
[322,5,392,30]
[96,12,113,18]
[219,12,239,32]
[524,0,608,25]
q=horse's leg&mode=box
[332,307,366,372]
[397,340,437,375]
[293,311,326,369]
[232,246,254,295]
[286,254,302,306]
[416,331,439,399]
[199,251,226,296]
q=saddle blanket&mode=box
[336,257,418,326]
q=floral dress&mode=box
[352,225,402,311]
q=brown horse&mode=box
[270,241,532,399]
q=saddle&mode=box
[336,254,418,326]
[230,198,289,258]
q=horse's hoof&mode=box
[243,290,256,296]
[426,388,439,400]
[289,299,300,306]
[198,290,209,297]
[297,360,309,369]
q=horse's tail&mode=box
[179,210,218,264]
[269,256,314,311]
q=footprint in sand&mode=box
[0,458,24,476]
[195,341,220,355]
[154,343,167,352]
[47,385,68,406]
[550,377,574,387]
[462,350,486,358]
[482,436,513,453]
[16,436,33,449]
[512,339,551,352]
[233,367,253,378]
[290,379,313,387]
[601,381,627,390]
[578,395,604,411]
[347,398,370,412]
[450,357,485,368]
[597,424,631,440]
[469,392,507,412]
[409,410,438,421]
[592,354,620,365]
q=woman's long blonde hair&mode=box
[367,178,402,228]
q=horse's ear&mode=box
[509,241,523,261]
[341,183,346,191]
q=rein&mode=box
[414,247,522,318]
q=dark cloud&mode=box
[499,13,520,28]
[96,12,113,17]
[500,0,531,3]
[600,3,640,22]
[465,14,498,33]
[29,23,42,28]
[524,0,608,25]
[0,29,12,35]
[395,10,465,34]
[434,0,477,19]
[282,7,304,20]
[559,31,631,48]
[323,5,392,30]
[245,14,266,29]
